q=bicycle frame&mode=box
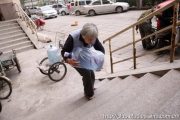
[0,50,17,76]
[0,60,5,76]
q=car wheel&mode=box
[75,11,81,16]
[116,6,123,13]
[61,11,66,16]
[88,10,96,16]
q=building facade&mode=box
[0,0,20,21]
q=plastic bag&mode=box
[72,47,104,71]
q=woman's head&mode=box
[81,23,98,44]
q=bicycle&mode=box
[0,50,21,74]
[0,75,12,113]
[38,32,67,82]
[0,51,15,100]
[0,76,12,100]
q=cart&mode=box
[38,32,67,82]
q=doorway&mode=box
[0,8,5,21]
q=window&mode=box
[92,0,101,5]
[58,5,62,8]
[102,0,110,4]
[86,0,91,5]
[32,6,38,9]
[75,1,78,6]
[52,5,57,8]
[79,1,85,5]
[71,2,75,6]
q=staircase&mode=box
[1,1,179,119]
[18,60,180,120]
[0,19,35,54]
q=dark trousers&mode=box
[75,67,95,97]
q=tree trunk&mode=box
[139,0,142,9]
[136,0,143,9]
[31,0,33,8]
[20,0,25,6]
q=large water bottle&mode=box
[47,45,61,65]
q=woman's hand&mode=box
[66,58,79,67]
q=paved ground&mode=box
[0,10,179,119]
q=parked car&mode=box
[84,0,129,16]
[51,3,69,16]
[37,6,58,19]
[25,6,40,15]
[71,0,92,16]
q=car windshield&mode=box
[41,6,53,11]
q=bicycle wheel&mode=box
[48,62,67,82]
[14,57,21,73]
[39,57,49,75]
[0,76,12,100]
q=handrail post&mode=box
[170,1,178,63]
[133,27,136,69]
[109,39,113,73]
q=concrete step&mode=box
[0,26,22,34]
[97,60,180,80]
[120,69,180,115]
[95,79,110,88]
[63,76,138,120]
[81,73,160,120]
[0,41,32,52]
[5,45,34,54]
[157,90,180,116]
[0,33,27,42]
[23,77,124,120]
[59,77,123,120]
[0,37,29,48]
[0,19,36,54]
[0,30,24,38]
[0,19,17,25]
[0,22,19,29]
[95,79,101,85]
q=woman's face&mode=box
[83,35,96,45]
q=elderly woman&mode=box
[61,23,105,100]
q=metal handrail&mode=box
[103,0,177,44]
[103,0,179,73]
[113,43,180,65]
[112,21,180,53]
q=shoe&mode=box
[85,95,94,100]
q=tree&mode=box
[20,0,25,7]
[135,0,143,9]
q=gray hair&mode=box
[81,23,98,38]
